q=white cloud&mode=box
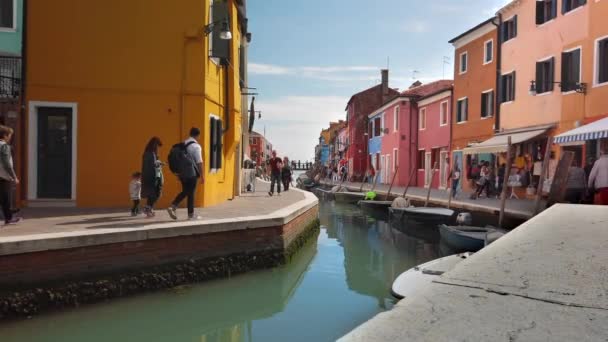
[252,95,348,162]
[249,63,292,75]
[249,63,381,82]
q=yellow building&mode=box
[24,0,249,208]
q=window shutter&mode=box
[551,0,558,19]
[481,93,487,117]
[536,1,544,25]
[535,61,543,93]
[600,40,608,83]
[573,49,581,85]
[548,57,555,91]
[500,22,506,42]
[489,91,494,116]
[216,120,223,169]
[210,0,230,61]
[513,15,518,37]
[562,0,568,14]
[561,52,570,91]
[464,99,468,121]
[579,0,587,6]
[512,72,516,101]
[210,118,217,169]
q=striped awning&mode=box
[554,117,608,144]
[463,128,548,155]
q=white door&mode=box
[424,152,432,188]
[439,151,448,189]
[385,155,391,184]
[380,155,385,184]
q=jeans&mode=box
[451,178,459,197]
[131,200,140,214]
[172,177,198,216]
[0,180,12,223]
[270,173,281,194]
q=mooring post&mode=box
[425,161,439,207]
[534,137,553,215]
[499,136,512,228]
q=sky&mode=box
[247,0,510,162]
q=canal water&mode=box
[0,200,444,342]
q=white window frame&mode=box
[459,51,468,74]
[562,46,582,95]
[483,39,494,65]
[27,101,78,203]
[502,15,517,44]
[0,0,17,31]
[481,89,494,118]
[419,107,427,130]
[456,97,468,123]
[439,100,449,126]
[594,34,608,88]
[393,106,400,132]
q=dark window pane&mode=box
[599,39,608,84]
[0,0,13,28]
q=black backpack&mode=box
[168,141,199,177]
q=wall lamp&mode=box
[204,19,232,40]
[529,80,587,96]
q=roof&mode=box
[401,80,453,99]
[345,84,400,110]
[448,18,496,44]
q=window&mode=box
[419,108,427,130]
[374,117,381,137]
[500,72,516,102]
[484,40,493,64]
[210,116,223,170]
[209,0,230,61]
[459,52,468,74]
[0,0,13,29]
[562,0,586,14]
[431,148,440,170]
[536,0,557,25]
[597,37,608,85]
[501,16,517,42]
[535,57,555,94]
[417,150,425,170]
[562,49,581,92]
[456,98,468,123]
[440,101,448,126]
[481,91,494,118]
[394,106,400,131]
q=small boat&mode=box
[312,187,335,200]
[389,206,455,226]
[391,252,472,299]
[334,191,366,204]
[439,225,506,252]
[358,200,393,210]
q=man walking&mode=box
[268,150,283,196]
[167,127,204,220]
[588,147,608,205]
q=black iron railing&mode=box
[0,56,21,99]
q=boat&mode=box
[358,200,393,210]
[312,187,335,200]
[439,225,506,252]
[391,252,472,300]
[334,191,366,204]
[389,206,455,226]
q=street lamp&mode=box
[204,19,232,40]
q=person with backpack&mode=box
[167,127,204,220]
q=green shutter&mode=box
[210,0,230,61]
[216,120,223,169]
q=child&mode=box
[129,172,142,216]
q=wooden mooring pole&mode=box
[499,136,512,228]
[425,162,439,207]
[386,166,399,201]
[534,137,553,215]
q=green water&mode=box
[0,201,442,342]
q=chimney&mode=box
[381,69,389,102]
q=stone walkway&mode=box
[0,180,304,239]
[323,180,545,219]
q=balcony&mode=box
[0,56,22,99]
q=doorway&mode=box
[424,152,432,188]
[439,150,448,189]
[28,102,77,202]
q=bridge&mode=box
[291,161,313,171]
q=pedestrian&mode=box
[268,150,283,196]
[129,172,142,216]
[448,163,461,199]
[0,125,21,225]
[584,157,595,178]
[472,162,490,199]
[167,127,204,220]
[496,163,506,196]
[141,137,164,218]
[282,156,292,192]
[588,148,608,205]
[565,160,587,204]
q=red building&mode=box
[248,131,268,166]
[345,69,399,180]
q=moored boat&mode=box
[389,206,455,226]
[439,225,506,252]
[391,252,472,299]
[334,191,366,204]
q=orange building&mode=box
[24,0,249,208]
[449,18,498,192]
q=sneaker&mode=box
[188,215,202,221]
[4,217,21,225]
[167,207,177,220]
[268,191,273,197]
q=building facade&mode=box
[249,131,267,166]
[25,0,248,208]
[449,19,498,192]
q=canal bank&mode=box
[340,204,608,341]
[0,181,319,320]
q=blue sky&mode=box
[247,0,510,162]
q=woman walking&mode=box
[0,126,20,225]
[141,137,164,217]
[282,157,293,191]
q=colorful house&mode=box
[25,0,249,208]
[448,18,498,192]
[248,131,268,166]
[406,81,453,189]
[345,69,399,181]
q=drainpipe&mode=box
[492,14,502,133]
[222,59,230,134]
[19,0,28,203]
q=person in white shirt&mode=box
[588,148,608,205]
[129,172,142,216]
[167,127,204,220]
